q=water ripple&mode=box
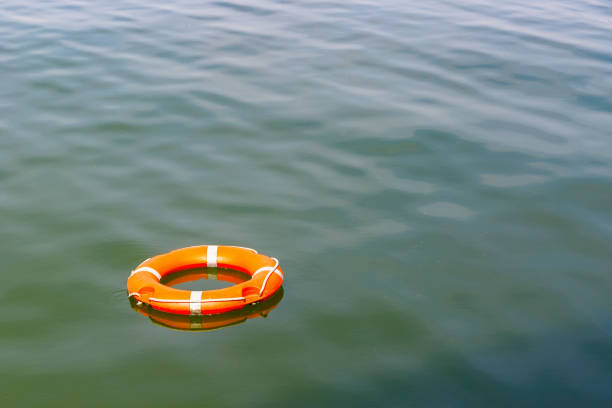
[1,0,612,406]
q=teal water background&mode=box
[1,0,612,406]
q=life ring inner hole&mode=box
[160,267,251,291]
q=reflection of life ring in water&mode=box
[127,245,284,315]
[129,282,284,332]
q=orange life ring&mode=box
[126,245,284,315]
[129,288,284,331]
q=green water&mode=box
[2,0,612,406]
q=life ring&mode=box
[127,245,284,315]
[129,288,284,331]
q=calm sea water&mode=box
[1,0,612,406]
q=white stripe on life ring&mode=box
[190,291,202,315]
[137,257,151,267]
[253,266,283,280]
[130,267,161,280]
[256,257,282,296]
[206,245,218,268]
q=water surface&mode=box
[1,0,612,406]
